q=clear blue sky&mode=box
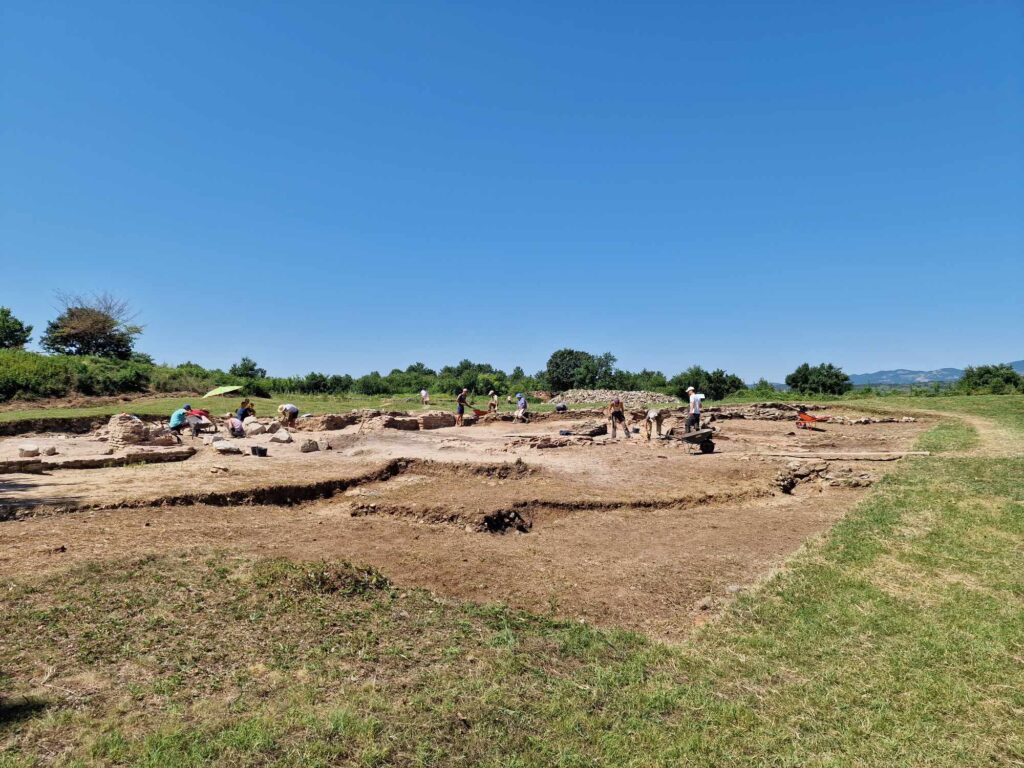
[2,2,1021,381]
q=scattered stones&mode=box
[266,421,281,433]
[41,446,58,456]
[773,469,798,494]
[203,434,225,445]
[270,429,293,444]
[214,441,242,454]
[18,444,40,458]
[558,389,681,409]
[300,439,319,453]
[245,422,267,436]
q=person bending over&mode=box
[278,403,299,427]
[606,396,630,439]
[644,408,665,441]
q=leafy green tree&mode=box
[229,357,267,379]
[750,377,777,395]
[955,364,1022,394]
[40,293,142,359]
[544,349,621,391]
[669,366,747,400]
[0,307,32,349]
[785,363,852,395]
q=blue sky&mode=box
[2,1,1021,381]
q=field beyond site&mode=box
[1,394,1022,766]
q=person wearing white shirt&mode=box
[685,386,705,432]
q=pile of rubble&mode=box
[557,390,681,409]
[826,415,917,425]
[774,460,875,494]
[707,404,807,421]
[294,410,458,432]
[103,413,176,450]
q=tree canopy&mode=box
[40,293,141,359]
[0,307,32,349]
[785,363,852,395]
[668,366,747,400]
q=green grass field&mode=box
[2,395,1022,766]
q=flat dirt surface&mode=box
[0,405,931,641]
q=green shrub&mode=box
[0,349,80,400]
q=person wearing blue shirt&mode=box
[169,404,191,435]
[514,393,529,423]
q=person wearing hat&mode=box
[514,392,529,423]
[455,388,469,427]
[685,386,704,432]
[488,390,499,413]
[277,402,300,427]
[169,403,192,436]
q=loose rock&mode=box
[300,439,319,453]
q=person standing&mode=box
[606,396,630,439]
[488,390,499,413]
[685,386,704,432]
[420,388,430,406]
[455,388,469,427]
[514,393,529,423]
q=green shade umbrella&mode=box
[202,385,243,398]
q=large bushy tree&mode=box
[785,362,852,395]
[544,349,618,392]
[229,357,267,379]
[669,366,747,400]
[40,293,142,359]
[0,307,32,349]
[956,364,1022,394]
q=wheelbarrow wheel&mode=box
[699,440,715,454]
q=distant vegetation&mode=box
[0,298,1019,403]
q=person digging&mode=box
[644,408,665,441]
[606,396,631,439]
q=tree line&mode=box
[2,297,1020,401]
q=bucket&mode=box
[250,446,268,457]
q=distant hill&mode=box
[849,360,1024,386]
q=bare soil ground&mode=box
[0,406,930,641]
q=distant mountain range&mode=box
[849,360,1024,386]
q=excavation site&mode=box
[0,402,929,641]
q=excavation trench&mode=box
[0,458,536,522]
[349,485,775,534]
